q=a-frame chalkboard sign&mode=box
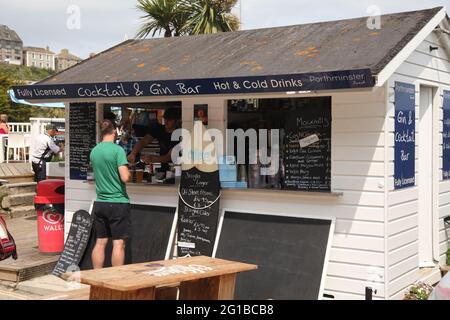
[177,121,221,257]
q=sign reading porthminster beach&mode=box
[443,90,450,180]
[394,82,415,189]
[12,69,374,100]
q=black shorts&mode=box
[92,202,131,240]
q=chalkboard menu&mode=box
[79,205,176,269]
[69,103,97,180]
[177,167,220,257]
[394,82,416,189]
[215,211,333,299]
[443,90,450,180]
[282,101,331,191]
[53,210,93,277]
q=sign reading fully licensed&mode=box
[12,69,374,100]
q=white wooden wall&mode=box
[386,32,450,300]
[63,86,389,300]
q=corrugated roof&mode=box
[40,7,443,85]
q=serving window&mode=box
[225,97,331,192]
[102,102,182,185]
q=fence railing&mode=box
[8,123,31,133]
[1,118,65,163]
[8,118,65,135]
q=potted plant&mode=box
[403,282,433,300]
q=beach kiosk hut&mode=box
[12,7,450,300]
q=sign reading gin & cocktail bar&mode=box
[12,69,374,100]
[394,82,416,189]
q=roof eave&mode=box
[374,7,447,87]
[436,16,450,61]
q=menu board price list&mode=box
[69,103,96,180]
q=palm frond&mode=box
[135,0,240,38]
[135,0,181,38]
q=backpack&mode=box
[0,216,17,261]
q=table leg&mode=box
[155,285,179,300]
[89,285,156,300]
[179,273,237,300]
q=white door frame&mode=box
[418,84,440,266]
[431,87,441,262]
[418,85,433,267]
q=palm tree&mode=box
[136,0,187,38]
[136,0,239,38]
[183,0,240,35]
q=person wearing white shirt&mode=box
[31,124,64,182]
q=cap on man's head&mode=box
[163,108,181,120]
[45,124,58,132]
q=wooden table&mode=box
[62,256,257,300]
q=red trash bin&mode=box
[34,179,65,253]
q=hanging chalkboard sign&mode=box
[394,82,416,189]
[443,90,450,180]
[79,204,176,269]
[177,167,220,257]
[69,103,96,180]
[52,210,93,277]
[214,211,334,300]
[282,100,331,191]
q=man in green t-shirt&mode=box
[90,119,131,268]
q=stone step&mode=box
[1,175,35,185]
[9,205,36,219]
[1,192,36,209]
[4,182,37,195]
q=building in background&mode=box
[55,49,82,72]
[23,46,56,70]
[0,25,23,65]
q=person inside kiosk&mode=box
[127,107,181,167]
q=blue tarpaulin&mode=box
[8,89,64,108]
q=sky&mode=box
[0,0,448,59]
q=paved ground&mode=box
[0,216,59,282]
[0,216,88,300]
[0,274,88,300]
